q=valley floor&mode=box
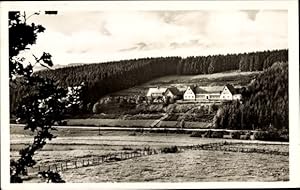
[60,150,288,182]
[10,125,289,183]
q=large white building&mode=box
[183,84,242,102]
[146,84,242,102]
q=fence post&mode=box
[38,165,41,172]
[66,161,68,169]
[61,163,63,171]
[75,161,77,168]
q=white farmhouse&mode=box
[183,86,196,101]
[220,84,242,101]
[146,87,167,98]
[183,86,221,102]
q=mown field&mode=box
[10,125,288,182]
[112,71,260,96]
[60,150,288,182]
[65,118,209,128]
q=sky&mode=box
[24,10,288,67]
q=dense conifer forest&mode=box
[10,49,288,114]
[214,61,288,138]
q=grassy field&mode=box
[65,118,209,128]
[10,125,288,182]
[113,71,260,96]
[60,150,288,182]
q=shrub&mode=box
[211,131,224,138]
[143,146,151,151]
[160,146,179,153]
[240,131,251,140]
[92,102,101,114]
[190,131,203,137]
[129,132,136,136]
[253,131,285,141]
[122,146,133,150]
[253,131,267,140]
[203,130,212,138]
[230,131,241,139]
[278,129,289,142]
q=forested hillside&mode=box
[214,61,288,139]
[10,49,288,114]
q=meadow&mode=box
[10,125,289,182]
[60,150,288,182]
[65,118,209,128]
[112,71,260,97]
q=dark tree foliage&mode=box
[38,171,65,183]
[9,11,83,183]
[214,62,288,137]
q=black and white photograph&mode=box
[1,0,299,189]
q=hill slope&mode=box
[10,49,288,114]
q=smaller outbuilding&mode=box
[164,87,183,100]
[146,87,167,98]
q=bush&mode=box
[211,131,224,138]
[253,130,286,141]
[92,102,101,114]
[160,146,179,153]
[129,132,136,136]
[240,131,251,140]
[122,146,133,150]
[190,131,203,137]
[230,131,241,139]
[203,130,212,138]
[143,146,151,151]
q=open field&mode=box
[10,125,288,182]
[146,70,260,85]
[60,150,288,182]
[65,118,209,128]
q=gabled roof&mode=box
[224,84,236,94]
[194,86,208,94]
[147,87,167,96]
[186,85,208,94]
[166,87,182,96]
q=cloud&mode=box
[242,10,260,21]
[26,10,287,66]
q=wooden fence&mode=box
[177,142,289,156]
[27,142,288,174]
[27,148,159,174]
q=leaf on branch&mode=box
[36,25,45,33]
[40,52,53,67]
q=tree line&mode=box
[10,49,288,114]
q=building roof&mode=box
[146,87,167,96]
[225,84,236,94]
[194,86,209,94]
[166,87,182,96]
[186,85,209,94]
